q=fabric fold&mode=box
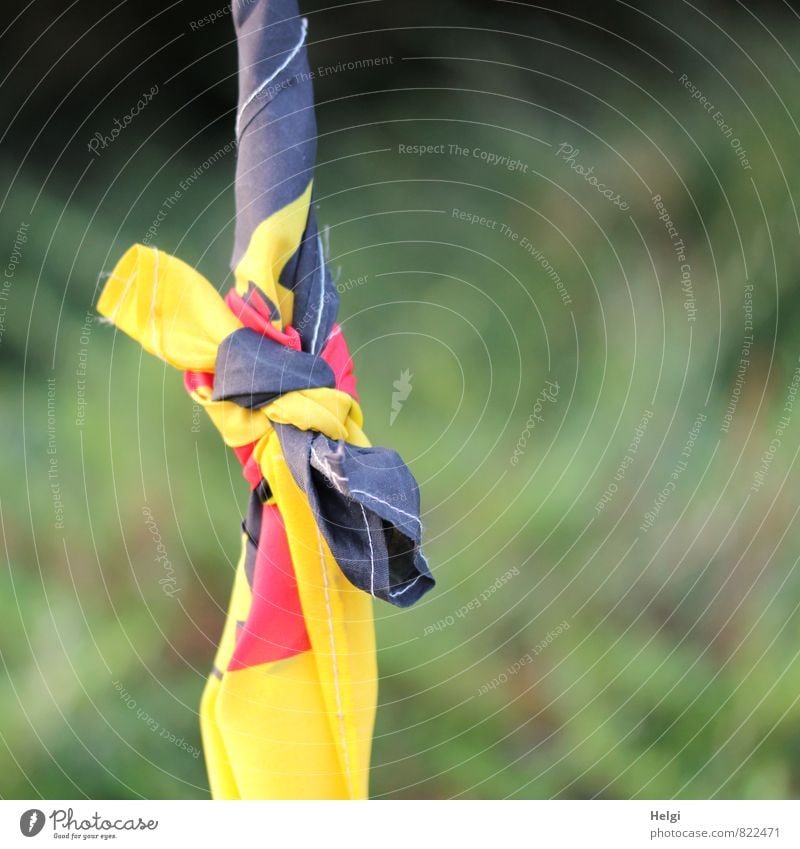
[213,327,337,407]
[277,425,434,607]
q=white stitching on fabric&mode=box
[348,489,422,530]
[389,574,422,598]
[106,268,137,325]
[360,504,376,598]
[311,446,348,489]
[316,527,355,798]
[235,17,308,140]
[309,233,325,354]
[106,280,134,323]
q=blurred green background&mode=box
[3,0,800,799]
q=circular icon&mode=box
[19,809,45,837]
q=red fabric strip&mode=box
[228,502,311,669]
[183,287,359,669]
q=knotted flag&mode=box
[97,0,433,799]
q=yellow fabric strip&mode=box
[233,181,314,329]
[98,245,242,371]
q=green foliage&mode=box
[4,15,800,799]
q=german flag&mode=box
[97,0,433,800]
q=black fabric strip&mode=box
[242,489,264,591]
[212,327,335,408]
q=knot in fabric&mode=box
[212,327,365,444]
